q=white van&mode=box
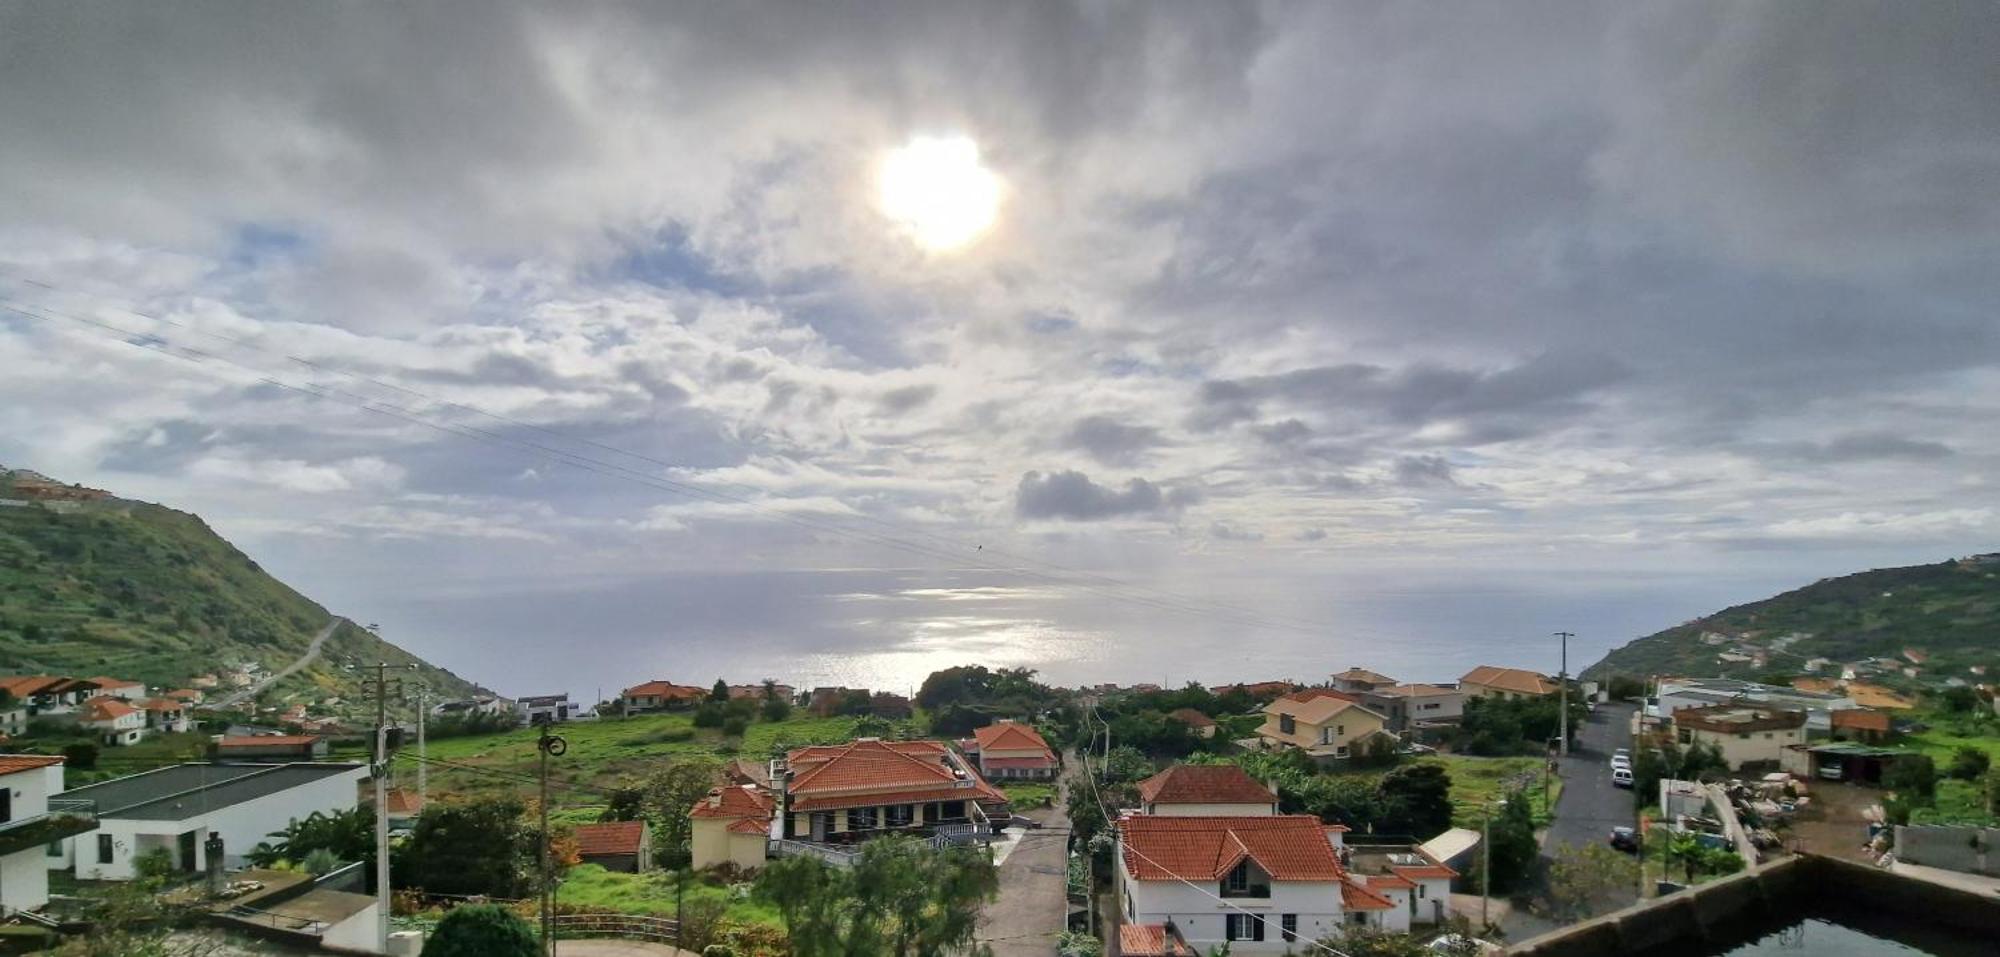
[1612,766,1634,788]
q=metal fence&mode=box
[551,912,680,943]
[769,838,862,866]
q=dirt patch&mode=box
[1787,780,1881,862]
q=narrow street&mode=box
[1544,701,1637,855]
[975,770,1072,957]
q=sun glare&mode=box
[877,135,1001,252]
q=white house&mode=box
[1655,677,1855,733]
[1116,814,1400,952]
[79,697,146,746]
[137,698,192,735]
[0,754,94,915]
[516,694,572,724]
[50,763,365,881]
[83,677,146,701]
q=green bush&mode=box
[1948,747,1990,782]
[721,716,749,737]
[421,904,538,957]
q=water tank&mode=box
[387,930,425,956]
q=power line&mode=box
[2,288,1373,641]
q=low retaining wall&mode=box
[1507,854,2000,956]
[1895,824,2000,877]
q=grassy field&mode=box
[999,781,1056,809]
[376,711,899,802]
[1899,707,2000,824]
[557,864,782,927]
[1421,755,1563,828]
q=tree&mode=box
[249,807,374,871]
[710,678,731,703]
[761,696,792,722]
[1546,843,1639,920]
[1480,790,1538,893]
[400,799,534,898]
[1103,745,1155,784]
[1936,685,1980,714]
[1885,754,1938,801]
[1948,747,1991,781]
[61,742,99,771]
[1375,764,1453,838]
[420,904,538,957]
[756,836,997,957]
[1293,773,1383,831]
[632,758,722,869]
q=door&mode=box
[178,829,199,872]
[0,787,10,824]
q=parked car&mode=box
[1818,762,1845,781]
[1613,748,1631,763]
[1609,826,1640,853]
[1612,766,1634,788]
[1610,754,1631,771]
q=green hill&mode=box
[1585,554,2000,684]
[0,466,485,712]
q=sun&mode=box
[877,135,1002,252]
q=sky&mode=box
[2,2,1997,699]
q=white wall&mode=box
[319,901,382,953]
[1118,846,1349,953]
[70,767,365,881]
[0,847,48,914]
[1144,802,1275,817]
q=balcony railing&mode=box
[0,799,99,856]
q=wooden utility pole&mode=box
[1555,631,1574,756]
[536,723,567,956]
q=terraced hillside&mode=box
[0,466,483,707]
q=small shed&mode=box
[574,820,652,873]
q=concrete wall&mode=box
[1684,725,1805,770]
[1507,854,2000,957]
[692,818,768,871]
[0,846,49,914]
[1895,825,2000,877]
[319,901,382,953]
[1145,801,1276,817]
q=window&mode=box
[1336,725,1344,737]
[1421,702,1440,711]
[97,834,114,864]
[1349,911,1367,926]
[887,804,913,827]
[1224,861,1251,894]
[1225,913,1263,942]
[1281,914,1298,942]
[46,841,62,858]
[1279,714,1296,735]
[849,806,878,830]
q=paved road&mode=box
[1544,701,1638,855]
[976,774,1072,956]
[213,616,345,708]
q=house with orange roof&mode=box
[1329,667,1397,693]
[1166,708,1217,738]
[79,696,146,746]
[1342,842,1459,926]
[777,738,1006,844]
[1843,681,1917,711]
[136,697,191,734]
[1458,665,1559,700]
[1255,692,1393,759]
[1135,765,1276,816]
[1357,683,1468,735]
[0,753,92,914]
[0,676,97,714]
[958,719,1059,780]
[164,688,205,705]
[83,677,145,701]
[575,819,653,873]
[690,783,775,870]
[1116,813,1411,949]
[1119,922,1198,957]
[618,680,706,714]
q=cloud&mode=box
[1015,470,1168,521]
[1295,528,1327,542]
[1756,433,1955,464]
[1391,455,1458,487]
[1063,415,1168,466]
[1208,521,1262,542]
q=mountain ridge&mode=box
[1584,553,2000,684]
[0,465,487,714]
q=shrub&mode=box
[760,698,792,722]
[721,716,749,737]
[303,848,341,876]
[692,703,727,729]
[1948,747,1990,782]
[702,946,737,957]
[421,904,538,957]
[1885,754,1938,801]
[678,897,728,952]
[133,848,177,883]
[60,743,98,771]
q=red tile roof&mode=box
[1390,860,1458,880]
[1460,666,1558,696]
[690,784,774,821]
[622,680,705,700]
[218,734,322,748]
[726,818,768,834]
[574,821,646,858]
[1167,708,1216,728]
[1368,872,1418,890]
[0,676,69,698]
[1342,879,1399,909]
[1118,815,1345,882]
[137,697,185,712]
[1332,668,1396,685]
[788,739,958,792]
[81,697,138,721]
[1120,924,1196,957]
[0,754,64,775]
[1136,765,1275,806]
[971,721,1053,754]
[1284,688,1361,704]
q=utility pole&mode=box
[536,723,567,957]
[1554,632,1574,756]
[360,662,406,955]
[415,685,428,808]
[1480,801,1492,929]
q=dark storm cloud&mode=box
[1193,352,1628,435]
[1392,455,1458,488]
[1015,470,1166,521]
[1063,415,1167,466]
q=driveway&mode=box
[1543,701,1637,855]
[975,780,1072,956]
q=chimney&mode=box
[204,832,226,895]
